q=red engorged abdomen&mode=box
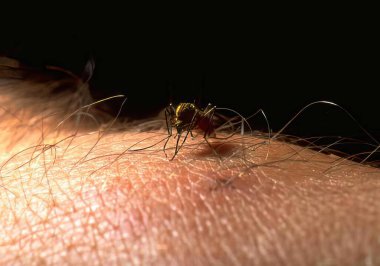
[197,117,215,136]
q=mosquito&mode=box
[164,102,217,160]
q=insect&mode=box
[164,102,217,160]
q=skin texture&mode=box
[1,62,380,265]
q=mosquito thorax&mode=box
[174,103,201,126]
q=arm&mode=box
[1,67,380,265]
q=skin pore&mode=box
[1,61,380,265]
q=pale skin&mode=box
[1,64,380,265]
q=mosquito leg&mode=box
[204,136,222,160]
[203,106,222,160]
[179,129,191,150]
[203,106,216,138]
[164,107,173,158]
[171,110,198,160]
[183,109,199,147]
[170,132,183,161]
[203,103,212,114]
[163,136,171,158]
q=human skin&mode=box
[1,63,380,265]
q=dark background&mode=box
[1,10,378,161]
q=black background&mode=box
[1,8,378,159]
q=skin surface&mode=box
[1,64,380,265]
